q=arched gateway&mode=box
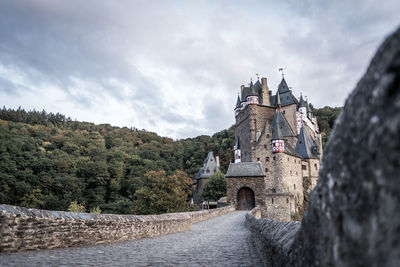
[237,187,255,210]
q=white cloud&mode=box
[0,0,398,138]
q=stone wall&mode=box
[0,204,235,252]
[246,27,400,266]
[264,193,294,221]
[246,207,300,267]
[226,176,266,208]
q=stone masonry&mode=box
[0,204,234,252]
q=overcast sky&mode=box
[0,1,399,139]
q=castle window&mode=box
[272,198,274,204]
[264,144,267,149]
[294,159,296,163]
[286,198,289,203]
[283,110,285,114]
[315,163,318,170]
[266,157,270,162]
[273,156,276,160]
[265,168,268,172]
[266,134,270,138]
[296,172,298,175]
[302,165,307,170]
[257,157,260,161]
[294,184,296,190]
[290,171,292,175]
[207,169,210,173]
[288,158,289,162]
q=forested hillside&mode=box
[0,107,234,214]
[0,106,338,214]
[312,106,342,145]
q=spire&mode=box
[277,77,290,93]
[299,93,307,108]
[271,111,284,140]
[276,89,281,111]
[235,94,241,109]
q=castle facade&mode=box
[226,76,322,221]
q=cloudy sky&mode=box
[0,0,399,139]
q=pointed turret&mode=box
[277,78,290,94]
[253,78,262,93]
[299,93,307,108]
[234,94,241,117]
[234,137,241,163]
[235,94,241,108]
[271,110,296,153]
[246,78,259,105]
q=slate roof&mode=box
[270,78,299,107]
[295,125,319,159]
[278,78,290,93]
[241,79,262,101]
[284,142,302,158]
[225,162,266,178]
[235,95,241,109]
[271,110,296,140]
[253,79,262,91]
[195,152,219,180]
[241,86,251,100]
[298,94,307,109]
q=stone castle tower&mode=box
[226,76,322,221]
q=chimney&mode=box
[216,156,220,169]
[261,77,271,106]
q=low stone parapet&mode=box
[245,207,300,267]
[0,204,234,252]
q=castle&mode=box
[225,75,322,221]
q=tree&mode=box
[201,171,227,201]
[68,201,86,213]
[132,170,192,215]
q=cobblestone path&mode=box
[0,211,263,266]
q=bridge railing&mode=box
[0,204,234,253]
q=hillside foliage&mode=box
[0,107,234,214]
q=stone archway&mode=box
[237,187,255,210]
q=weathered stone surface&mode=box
[290,26,400,267]
[0,204,234,252]
[246,27,400,267]
[0,211,262,266]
